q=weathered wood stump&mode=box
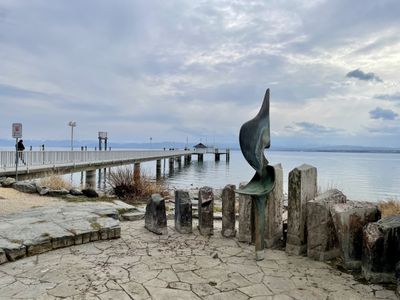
[198,186,214,235]
[145,194,167,235]
[175,190,192,233]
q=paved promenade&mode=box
[0,219,396,300]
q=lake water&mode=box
[68,150,400,202]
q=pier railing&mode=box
[0,150,191,171]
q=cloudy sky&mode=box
[0,0,399,147]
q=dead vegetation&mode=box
[38,174,72,190]
[378,199,400,218]
[107,167,168,203]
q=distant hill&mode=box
[0,139,399,153]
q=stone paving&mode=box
[0,201,141,265]
[0,219,397,300]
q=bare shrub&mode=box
[39,174,72,190]
[107,167,168,203]
[378,199,400,218]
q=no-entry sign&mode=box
[12,123,22,138]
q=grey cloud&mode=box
[0,83,52,99]
[374,93,400,102]
[369,107,398,120]
[285,122,343,135]
[346,69,382,82]
[365,125,400,135]
[0,0,399,146]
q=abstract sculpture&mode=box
[237,89,276,260]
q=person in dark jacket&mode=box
[17,140,26,165]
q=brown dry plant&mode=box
[107,167,168,203]
[39,174,72,190]
[378,199,400,218]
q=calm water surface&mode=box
[69,150,399,202]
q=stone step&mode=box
[0,202,124,265]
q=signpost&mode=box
[12,123,22,181]
[98,131,108,151]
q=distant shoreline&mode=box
[269,149,400,154]
[0,145,399,154]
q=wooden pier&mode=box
[0,148,231,181]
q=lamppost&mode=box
[68,121,77,151]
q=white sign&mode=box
[12,123,22,138]
[98,131,107,139]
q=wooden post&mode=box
[85,170,96,189]
[134,163,141,182]
[156,159,161,179]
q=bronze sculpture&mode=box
[237,88,276,260]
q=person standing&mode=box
[17,139,26,165]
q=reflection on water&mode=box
[67,150,400,202]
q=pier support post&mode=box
[198,154,203,162]
[176,156,182,167]
[226,149,230,162]
[85,170,96,189]
[169,158,174,170]
[222,184,236,237]
[184,155,191,165]
[156,160,161,179]
[134,163,141,181]
[215,153,220,161]
[198,186,214,235]
[265,164,284,248]
[286,164,317,255]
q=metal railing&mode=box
[0,150,192,171]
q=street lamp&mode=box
[68,121,77,151]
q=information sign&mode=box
[12,123,22,138]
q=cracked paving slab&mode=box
[0,219,397,299]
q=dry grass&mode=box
[378,199,400,218]
[39,174,72,190]
[107,167,168,203]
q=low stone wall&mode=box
[0,202,126,264]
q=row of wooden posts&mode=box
[144,163,286,250]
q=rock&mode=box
[198,186,214,235]
[82,188,99,198]
[145,194,167,235]
[1,177,16,187]
[36,185,50,196]
[238,182,253,243]
[396,262,400,296]
[362,215,400,283]
[12,181,37,193]
[0,248,7,264]
[112,200,136,213]
[221,184,236,238]
[48,189,69,197]
[265,164,284,248]
[123,211,145,221]
[0,239,26,262]
[307,189,347,261]
[70,188,83,196]
[0,177,5,185]
[331,200,380,270]
[286,164,317,255]
[174,190,192,233]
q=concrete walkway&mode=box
[0,219,396,300]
